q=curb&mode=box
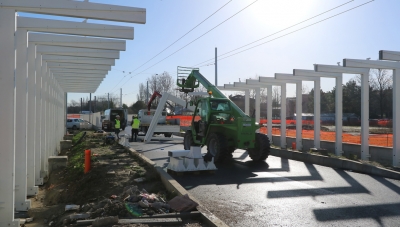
[125,147,228,227]
[270,148,400,180]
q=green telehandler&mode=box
[177,66,270,162]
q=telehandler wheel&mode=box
[207,133,228,163]
[184,131,194,150]
[247,133,270,161]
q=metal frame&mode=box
[218,85,251,115]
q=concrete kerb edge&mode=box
[124,146,229,227]
[270,148,400,180]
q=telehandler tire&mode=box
[184,131,194,150]
[247,133,270,161]
[207,133,228,163]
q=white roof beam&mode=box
[43,55,115,66]
[18,17,134,39]
[37,46,119,59]
[30,33,126,50]
[47,62,111,71]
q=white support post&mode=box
[41,62,48,178]
[281,85,287,149]
[295,81,302,151]
[267,85,273,142]
[360,70,370,160]
[255,87,261,123]
[15,29,31,211]
[336,76,343,156]
[0,8,20,226]
[27,44,39,196]
[394,69,400,167]
[35,53,43,186]
[314,79,321,148]
[245,89,250,115]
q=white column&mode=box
[295,82,302,151]
[255,87,260,123]
[27,44,38,195]
[281,85,287,149]
[267,85,273,142]
[360,70,370,160]
[393,69,400,167]
[335,77,343,156]
[314,79,321,148]
[14,29,31,211]
[41,62,47,178]
[0,8,20,227]
[245,89,250,115]
[35,54,43,185]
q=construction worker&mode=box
[114,115,121,140]
[131,114,140,142]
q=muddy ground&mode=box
[25,131,205,227]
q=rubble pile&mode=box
[50,185,199,226]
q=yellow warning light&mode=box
[208,90,212,95]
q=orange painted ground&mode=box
[260,127,393,148]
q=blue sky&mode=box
[23,0,400,106]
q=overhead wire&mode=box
[118,0,259,90]
[192,0,356,67]
[199,0,374,66]
[108,0,233,93]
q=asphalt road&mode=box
[123,127,400,227]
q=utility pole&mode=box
[80,98,82,114]
[89,93,92,123]
[215,47,218,86]
[107,93,110,109]
[120,88,122,108]
[94,96,96,113]
[146,80,149,104]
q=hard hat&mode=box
[133,114,138,118]
[116,115,120,117]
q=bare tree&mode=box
[302,84,310,94]
[136,83,146,102]
[370,68,392,118]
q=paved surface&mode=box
[122,127,400,227]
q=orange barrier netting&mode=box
[260,127,393,147]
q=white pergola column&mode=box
[267,85,273,142]
[0,8,19,227]
[310,66,369,158]
[14,29,31,211]
[343,57,400,166]
[27,44,38,196]
[274,74,303,151]
[34,54,43,186]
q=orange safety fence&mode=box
[260,127,393,148]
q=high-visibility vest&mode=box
[132,119,140,129]
[115,119,120,129]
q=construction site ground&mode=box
[25,131,205,227]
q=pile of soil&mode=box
[25,131,204,227]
